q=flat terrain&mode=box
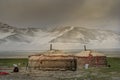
[0,58,28,67]
[0,57,120,80]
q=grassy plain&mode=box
[0,57,120,80]
[0,58,28,67]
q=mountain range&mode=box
[0,22,120,50]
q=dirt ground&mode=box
[0,67,120,80]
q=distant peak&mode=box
[0,22,14,29]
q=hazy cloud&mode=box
[0,0,120,31]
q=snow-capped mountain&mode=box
[50,26,120,44]
[0,22,120,50]
[0,22,52,44]
[0,22,55,51]
[48,26,120,49]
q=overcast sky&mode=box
[0,0,120,31]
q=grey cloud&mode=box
[0,0,120,29]
[0,0,84,27]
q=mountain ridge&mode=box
[50,26,120,44]
[0,22,120,50]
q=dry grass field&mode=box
[0,57,120,80]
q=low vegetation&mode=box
[0,58,28,67]
[0,57,120,80]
